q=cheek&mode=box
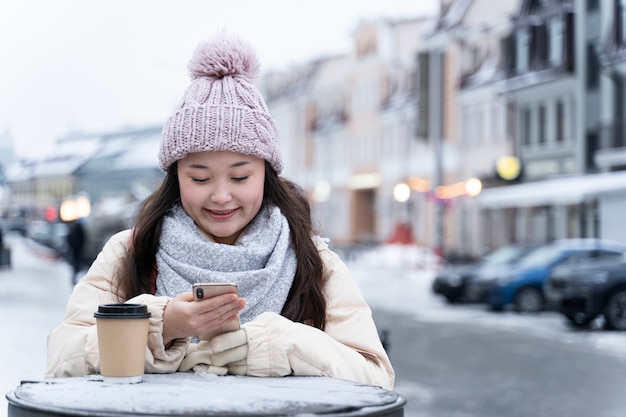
[179,183,200,208]
[250,180,265,207]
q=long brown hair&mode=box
[115,162,327,329]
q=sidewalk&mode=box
[0,234,73,417]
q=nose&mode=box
[210,180,232,204]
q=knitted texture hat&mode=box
[158,32,282,173]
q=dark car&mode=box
[431,261,481,303]
[482,239,626,313]
[432,244,538,304]
[544,254,626,330]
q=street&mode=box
[351,250,626,417]
[0,235,73,417]
[2,235,626,417]
[373,309,626,417]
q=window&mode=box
[587,43,599,89]
[550,16,563,67]
[491,104,502,143]
[539,105,546,144]
[476,108,484,146]
[587,0,599,11]
[503,34,516,76]
[618,0,626,45]
[522,108,532,146]
[556,100,564,142]
[531,24,549,70]
[586,132,598,169]
[517,29,529,73]
[615,76,625,148]
[564,13,575,72]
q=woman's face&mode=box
[177,151,265,245]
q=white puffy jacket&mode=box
[46,230,395,389]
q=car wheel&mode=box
[515,287,544,313]
[488,303,504,312]
[444,295,460,304]
[603,289,626,331]
[564,313,594,329]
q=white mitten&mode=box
[209,329,248,375]
[179,342,228,375]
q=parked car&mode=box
[464,244,540,303]
[482,239,626,313]
[432,244,538,304]
[431,261,481,303]
[26,220,69,258]
[27,220,53,246]
[544,254,626,330]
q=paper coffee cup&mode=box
[94,304,151,384]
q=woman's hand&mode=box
[162,291,246,346]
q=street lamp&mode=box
[393,182,412,227]
[393,182,411,203]
[390,182,415,245]
[312,180,331,203]
[60,194,91,222]
[465,178,482,197]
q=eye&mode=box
[191,177,209,184]
[232,176,249,183]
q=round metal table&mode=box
[6,373,405,416]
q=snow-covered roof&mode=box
[6,136,101,180]
[5,160,35,182]
[6,127,161,182]
[109,132,161,170]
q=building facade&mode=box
[476,0,626,249]
[263,17,437,248]
[266,0,626,256]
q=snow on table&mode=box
[7,373,404,416]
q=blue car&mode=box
[464,244,540,303]
[484,239,626,313]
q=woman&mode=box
[46,31,394,390]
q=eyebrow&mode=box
[186,161,251,169]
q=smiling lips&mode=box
[206,208,239,219]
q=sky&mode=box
[0,0,439,159]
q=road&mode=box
[2,236,626,417]
[350,248,626,417]
[373,309,626,417]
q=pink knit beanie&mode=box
[158,32,283,173]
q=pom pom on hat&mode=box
[188,31,261,82]
[158,31,283,173]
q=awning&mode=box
[477,171,626,209]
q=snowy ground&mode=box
[0,235,73,417]
[1,238,625,417]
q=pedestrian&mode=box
[65,219,85,285]
[46,31,394,389]
[0,223,7,268]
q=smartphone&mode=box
[192,282,241,341]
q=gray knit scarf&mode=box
[155,203,297,324]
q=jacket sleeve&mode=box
[243,242,395,390]
[45,230,188,379]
